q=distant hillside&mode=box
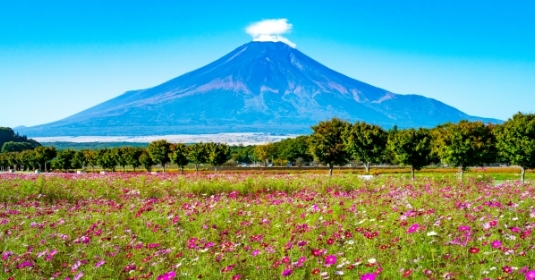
[0,127,40,152]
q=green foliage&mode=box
[432,121,496,176]
[309,118,351,175]
[254,143,276,166]
[188,142,208,172]
[169,143,189,171]
[387,128,432,179]
[206,142,231,171]
[0,127,40,153]
[147,140,171,172]
[495,112,535,182]
[230,145,254,163]
[344,122,388,173]
[55,149,76,171]
[96,148,117,171]
[122,147,143,172]
[275,136,312,163]
[1,141,35,153]
[139,151,153,172]
[34,146,56,171]
[71,150,86,170]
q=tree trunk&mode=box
[411,166,415,181]
[521,166,525,183]
[133,166,136,172]
[45,162,48,173]
[365,162,370,173]
[328,163,333,177]
[162,164,166,173]
[214,165,218,174]
[195,163,199,172]
[122,166,126,172]
[459,165,464,179]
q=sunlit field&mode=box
[1,173,535,279]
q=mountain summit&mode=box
[18,41,499,136]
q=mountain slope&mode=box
[17,41,500,136]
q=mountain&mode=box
[17,41,500,137]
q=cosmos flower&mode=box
[325,255,337,266]
[407,224,419,233]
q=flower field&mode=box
[1,173,535,279]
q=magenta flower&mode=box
[282,269,293,276]
[157,271,176,280]
[17,261,34,269]
[525,270,535,280]
[458,225,471,232]
[407,223,419,233]
[2,251,14,261]
[361,273,376,280]
[324,255,337,266]
[491,240,502,249]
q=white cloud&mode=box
[245,19,296,48]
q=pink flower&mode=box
[95,260,106,268]
[73,272,83,280]
[491,240,502,249]
[407,223,419,233]
[361,273,376,280]
[458,225,471,232]
[324,255,337,266]
[17,261,34,269]
[157,271,176,280]
[2,251,14,261]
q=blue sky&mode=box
[1,1,534,128]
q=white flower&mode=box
[427,231,438,236]
[368,258,376,264]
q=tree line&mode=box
[1,112,534,181]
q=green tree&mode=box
[139,151,153,172]
[188,142,208,172]
[169,143,189,172]
[254,143,276,166]
[122,147,143,172]
[34,146,56,172]
[344,122,388,173]
[206,142,230,173]
[72,150,87,170]
[147,140,171,172]
[432,120,496,178]
[83,150,98,172]
[96,149,117,172]
[387,128,432,180]
[309,118,351,176]
[56,149,76,172]
[113,147,129,172]
[18,149,37,171]
[276,136,313,163]
[495,112,535,183]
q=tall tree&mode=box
[18,149,37,171]
[343,122,388,173]
[34,146,56,172]
[96,149,117,172]
[139,151,153,172]
[254,143,276,166]
[387,128,432,180]
[432,121,496,178]
[122,147,143,172]
[206,142,230,173]
[113,147,129,172]
[276,136,313,163]
[188,142,208,172]
[309,118,351,176]
[495,112,535,183]
[56,149,76,172]
[169,143,189,172]
[72,150,87,170]
[147,140,171,172]
[83,150,97,172]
